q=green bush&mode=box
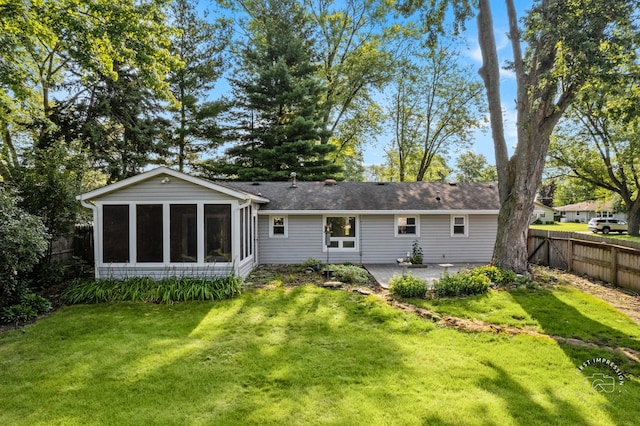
[470,265,516,286]
[302,258,321,271]
[410,240,423,265]
[330,264,369,284]
[31,262,66,289]
[61,275,243,305]
[0,190,49,300]
[1,292,51,325]
[434,271,491,297]
[20,292,52,314]
[1,304,37,325]
[389,274,429,298]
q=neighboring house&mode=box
[532,202,555,224]
[77,167,500,279]
[554,200,624,223]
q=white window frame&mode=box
[450,215,468,237]
[269,215,288,238]
[395,215,420,237]
[323,215,358,252]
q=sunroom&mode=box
[77,167,267,279]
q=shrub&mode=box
[302,258,321,271]
[470,265,517,286]
[20,292,52,314]
[410,240,423,265]
[0,190,49,300]
[61,275,243,305]
[30,262,66,289]
[434,271,490,297]
[1,292,51,325]
[1,304,37,325]
[389,274,429,298]
[330,264,369,284]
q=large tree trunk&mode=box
[477,0,569,274]
[626,199,640,236]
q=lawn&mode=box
[530,222,588,232]
[1,284,639,425]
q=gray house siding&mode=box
[360,215,415,263]
[97,264,235,280]
[98,177,238,203]
[238,257,256,278]
[420,215,496,263]
[257,215,325,264]
[257,213,497,265]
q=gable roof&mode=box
[77,167,269,203]
[554,200,615,212]
[223,181,500,212]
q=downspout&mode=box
[79,199,100,279]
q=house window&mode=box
[270,216,288,238]
[136,204,163,262]
[396,215,419,237]
[103,205,130,263]
[451,215,468,237]
[205,204,231,262]
[170,205,197,262]
[325,216,357,251]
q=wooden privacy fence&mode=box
[527,229,640,293]
[50,224,94,265]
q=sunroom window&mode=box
[205,204,231,262]
[103,205,129,263]
[136,204,163,262]
[170,205,197,262]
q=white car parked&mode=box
[587,218,628,234]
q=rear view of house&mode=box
[77,167,500,279]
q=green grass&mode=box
[407,286,640,351]
[1,286,639,425]
[530,222,588,232]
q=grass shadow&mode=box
[511,288,640,423]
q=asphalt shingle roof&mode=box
[222,181,500,211]
[554,200,615,212]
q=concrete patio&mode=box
[364,263,485,289]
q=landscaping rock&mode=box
[320,281,343,289]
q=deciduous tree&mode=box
[549,84,640,234]
[384,43,485,182]
[402,0,639,273]
[454,151,497,183]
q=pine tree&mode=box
[219,0,341,181]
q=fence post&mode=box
[610,246,618,286]
[566,238,573,272]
